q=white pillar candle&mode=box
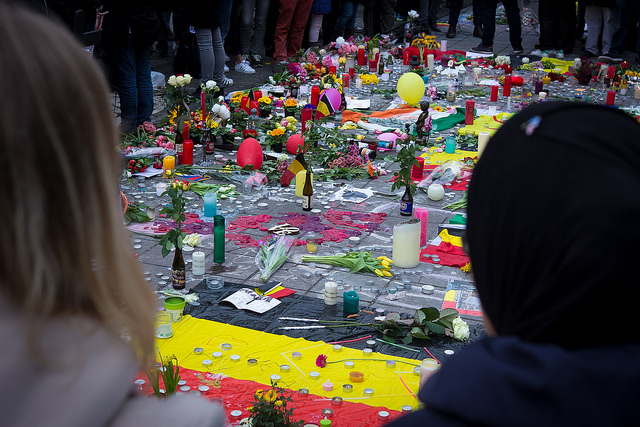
[427,54,434,71]
[192,251,205,275]
[440,40,447,52]
[477,132,490,158]
[392,219,421,268]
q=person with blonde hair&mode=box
[0,4,225,427]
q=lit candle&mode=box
[419,358,440,386]
[414,207,429,247]
[204,192,217,217]
[490,85,498,102]
[392,218,421,268]
[192,251,205,276]
[403,49,411,65]
[343,290,359,315]
[201,91,206,122]
[465,99,475,125]
[182,139,193,165]
[241,96,250,114]
[310,85,319,107]
[357,46,366,65]
[162,156,175,178]
[503,76,512,97]
[606,90,615,105]
[254,90,262,100]
[477,132,490,158]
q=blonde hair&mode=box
[0,4,157,365]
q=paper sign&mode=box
[221,288,281,314]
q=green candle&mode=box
[343,291,359,316]
[213,215,225,263]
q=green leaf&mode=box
[440,308,459,322]
[380,335,394,344]
[401,335,413,345]
[414,309,426,325]
[438,319,453,330]
[420,307,440,322]
[410,326,430,340]
[386,313,401,322]
[426,321,446,335]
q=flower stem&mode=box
[326,358,419,367]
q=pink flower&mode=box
[322,55,333,68]
[316,354,328,368]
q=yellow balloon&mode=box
[396,72,425,106]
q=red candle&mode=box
[250,100,260,115]
[182,139,193,165]
[241,96,250,114]
[369,59,377,73]
[403,50,410,65]
[465,100,475,125]
[607,66,615,79]
[357,48,366,66]
[503,76,512,97]
[410,157,425,180]
[490,85,499,102]
[182,122,190,140]
[310,85,320,107]
[375,52,380,62]
[606,90,615,105]
[201,91,206,122]
[342,74,350,88]
[301,108,313,133]
[254,90,262,100]
[349,67,355,76]
[329,66,336,75]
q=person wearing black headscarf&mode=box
[388,102,640,426]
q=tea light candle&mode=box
[292,352,302,360]
[343,384,353,393]
[230,355,240,362]
[344,361,355,369]
[333,345,343,352]
[363,388,374,396]
[309,371,320,380]
[322,380,334,391]
[386,360,396,369]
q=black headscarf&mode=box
[467,102,640,349]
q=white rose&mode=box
[217,96,225,102]
[206,80,217,90]
[211,104,221,114]
[219,105,231,120]
[319,49,326,55]
[408,10,419,19]
[184,74,192,84]
[522,57,530,64]
[452,317,470,341]
[168,75,177,86]
[324,83,331,89]
[336,36,345,46]
[176,75,185,86]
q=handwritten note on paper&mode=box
[221,288,281,314]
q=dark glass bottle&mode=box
[400,186,413,216]
[203,126,214,156]
[302,169,313,211]
[172,246,186,290]
[175,124,184,165]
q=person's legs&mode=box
[309,13,324,43]
[239,0,255,55]
[610,0,632,54]
[287,0,313,57]
[448,0,462,28]
[195,27,214,81]
[251,0,271,56]
[538,0,553,50]
[584,5,602,54]
[335,1,354,31]
[117,38,138,133]
[601,6,617,54]
[503,0,522,50]
[379,0,396,34]
[219,0,234,41]
[274,0,296,61]
[134,46,153,126]
[211,26,227,82]
[480,0,497,47]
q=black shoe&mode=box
[429,20,441,33]
[598,54,623,64]
[581,50,597,58]
[473,24,483,38]
[471,44,493,54]
[446,25,456,38]
[512,47,524,55]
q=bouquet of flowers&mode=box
[165,74,195,125]
[572,57,596,85]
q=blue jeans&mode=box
[220,0,234,41]
[335,1,357,30]
[239,0,271,56]
[117,36,153,133]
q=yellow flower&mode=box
[264,389,278,402]
[356,134,364,140]
[254,390,264,399]
[461,262,472,273]
[270,128,285,136]
[168,109,178,125]
[258,96,272,105]
[285,116,297,125]
[338,57,347,64]
[284,98,298,107]
[433,106,443,112]
[246,406,254,413]
[274,400,283,407]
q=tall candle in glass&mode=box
[204,192,217,217]
[392,219,421,268]
[213,215,225,263]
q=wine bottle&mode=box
[175,124,184,165]
[400,186,413,216]
[302,169,313,211]
[172,246,186,290]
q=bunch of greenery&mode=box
[391,143,420,194]
[158,180,190,257]
[146,353,181,398]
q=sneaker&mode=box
[512,47,524,55]
[218,76,233,87]
[554,49,565,59]
[471,44,493,53]
[235,60,256,74]
[531,48,550,57]
[250,54,264,68]
[224,65,229,73]
[598,54,623,64]
[581,50,597,58]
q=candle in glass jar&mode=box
[310,85,320,107]
[503,76,512,97]
[490,85,498,102]
[163,156,175,178]
[606,90,615,105]
[182,139,193,165]
[465,99,475,125]
[369,59,377,73]
[357,46,366,65]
